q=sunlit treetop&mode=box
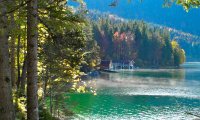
[109,0,200,11]
[176,0,200,11]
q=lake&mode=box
[66,62,200,120]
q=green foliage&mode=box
[156,0,200,11]
[176,0,200,11]
[13,93,26,120]
[36,1,100,118]
[81,22,101,73]
[171,40,186,66]
[111,0,200,11]
[5,0,100,119]
[6,0,190,119]
[39,107,56,120]
[92,17,185,67]
[173,34,200,61]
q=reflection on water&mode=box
[105,69,185,79]
[66,62,200,120]
[183,62,200,81]
[99,69,185,87]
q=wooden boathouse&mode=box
[100,60,135,70]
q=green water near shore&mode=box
[66,62,200,120]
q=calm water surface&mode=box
[66,62,200,120]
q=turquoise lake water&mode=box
[66,62,200,120]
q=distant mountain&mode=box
[86,10,200,61]
[153,24,200,43]
[69,0,200,36]
[151,24,200,61]
[87,10,200,42]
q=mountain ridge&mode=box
[87,10,200,61]
[88,10,200,43]
[78,0,200,36]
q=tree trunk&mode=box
[50,77,53,117]
[17,0,22,90]
[20,57,27,95]
[17,35,21,89]
[27,0,39,119]
[0,1,15,119]
[43,68,49,101]
[10,12,16,87]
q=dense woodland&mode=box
[172,33,200,61]
[0,0,99,119]
[0,0,199,120]
[92,18,185,67]
[89,10,200,62]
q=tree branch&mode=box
[0,0,31,17]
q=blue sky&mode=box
[69,0,200,36]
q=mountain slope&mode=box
[152,24,200,61]
[87,10,200,61]
[70,0,200,36]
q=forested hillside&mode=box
[76,0,200,36]
[150,24,200,61]
[168,28,200,61]
[0,0,199,120]
[88,10,200,62]
[91,18,185,67]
